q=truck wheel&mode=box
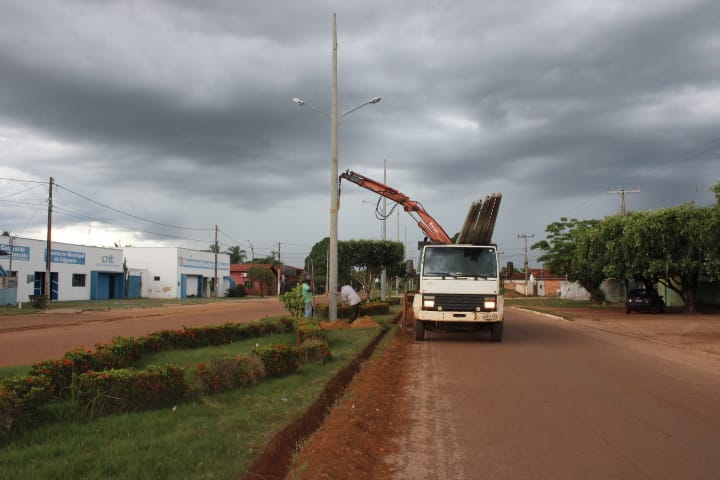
[489,322,503,342]
[414,319,425,341]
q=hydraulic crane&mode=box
[339,170,501,245]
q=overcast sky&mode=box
[2,0,719,269]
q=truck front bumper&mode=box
[414,309,503,323]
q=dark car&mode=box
[625,289,665,314]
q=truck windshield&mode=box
[422,247,497,278]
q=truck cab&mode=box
[412,244,504,342]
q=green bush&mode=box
[76,366,188,418]
[314,301,390,319]
[252,344,301,377]
[296,340,331,364]
[280,284,305,317]
[193,355,265,395]
[225,285,246,297]
[295,319,327,345]
[0,375,55,434]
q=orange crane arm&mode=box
[339,170,453,244]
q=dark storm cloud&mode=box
[1,0,719,266]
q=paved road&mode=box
[390,308,720,479]
[0,299,287,367]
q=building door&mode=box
[33,272,58,300]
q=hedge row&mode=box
[2,316,330,432]
[74,341,325,418]
[29,317,294,399]
[314,301,390,319]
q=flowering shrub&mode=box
[76,365,188,418]
[252,344,301,377]
[0,375,54,434]
[295,319,327,345]
[314,301,390,319]
[5,316,316,429]
[138,318,295,351]
[296,340,332,364]
[193,355,265,395]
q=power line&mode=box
[55,183,213,232]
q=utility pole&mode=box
[213,225,219,298]
[247,240,254,261]
[608,187,640,215]
[517,233,534,295]
[277,242,282,296]
[45,177,54,305]
[381,159,387,301]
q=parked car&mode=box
[625,289,665,314]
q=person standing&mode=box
[302,276,314,318]
[340,284,362,323]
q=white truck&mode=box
[340,170,504,342]
[412,243,503,341]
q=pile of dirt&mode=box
[319,320,351,329]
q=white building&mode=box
[0,235,124,304]
[122,247,232,299]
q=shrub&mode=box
[295,319,327,345]
[76,365,188,418]
[314,301,390,319]
[280,284,305,317]
[296,340,331,364]
[193,355,265,395]
[225,285,246,297]
[252,344,301,377]
[0,375,55,434]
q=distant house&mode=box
[503,268,565,296]
[530,268,565,297]
[230,263,305,296]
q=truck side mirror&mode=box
[506,261,514,277]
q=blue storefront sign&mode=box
[45,249,86,265]
[0,244,30,261]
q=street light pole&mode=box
[329,13,339,321]
[292,13,381,321]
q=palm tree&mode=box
[226,246,247,264]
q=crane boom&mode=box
[339,170,453,244]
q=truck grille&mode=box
[430,294,494,312]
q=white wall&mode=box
[0,235,123,302]
[122,247,179,298]
[123,247,230,299]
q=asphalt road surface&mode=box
[389,307,720,479]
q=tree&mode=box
[208,244,220,253]
[345,239,405,300]
[712,180,720,206]
[247,265,275,297]
[226,246,247,264]
[531,218,598,275]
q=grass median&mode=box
[0,313,393,479]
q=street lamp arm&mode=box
[340,97,381,120]
[293,96,380,120]
[292,98,330,117]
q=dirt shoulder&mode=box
[514,305,720,358]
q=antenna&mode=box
[608,187,640,215]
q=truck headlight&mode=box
[423,296,435,309]
[484,299,496,310]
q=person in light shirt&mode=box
[339,284,362,323]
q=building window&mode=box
[72,274,86,287]
[244,281,253,288]
[154,276,161,281]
